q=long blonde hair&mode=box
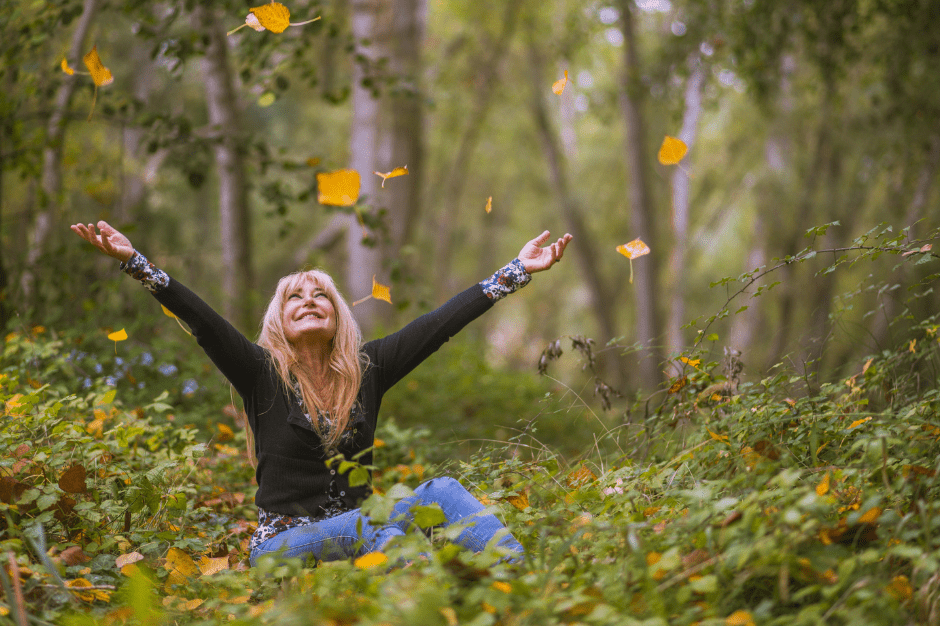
[254,269,364,456]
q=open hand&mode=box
[518,230,573,273]
[70,221,135,263]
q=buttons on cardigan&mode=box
[340,491,345,496]
[330,469,336,475]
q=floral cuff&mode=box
[120,251,170,293]
[480,258,531,301]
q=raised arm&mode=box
[369,230,572,392]
[71,220,265,398]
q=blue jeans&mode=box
[249,477,524,567]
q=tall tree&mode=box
[198,6,254,332]
[617,0,663,390]
[20,0,101,307]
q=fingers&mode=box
[531,230,551,246]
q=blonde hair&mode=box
[252,269,364,459]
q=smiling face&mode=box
[281,276,337,346]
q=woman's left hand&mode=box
[518,230,573,273]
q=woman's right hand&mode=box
[70,220,135,263]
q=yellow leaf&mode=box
[552,69,568,95]
[707,429,729,444]
[816,472,830,496]
[491,581,512,593]
[317,169,361,206]
[108,328,128,342]
[66,577,111,603]
[646,551,661,566]
[373,438,386,448]
[164,547,200,590]
[198,555,230,576]
[862,357,874,374]
[354,552,388,569]
[61,58,75,75]
[440,607,459,626]
[858,506,881,524]
[678,356,700,368]
[250,2,291,33]
[161,305,178,319]
[886,575,913,601]
[725,610,756,626]
[82,46,113,87]
[668,376,687,394]
[909,339,917,353]
[848,416,872,429]
[371,275,392,304]
[657,136,688,165]
[616,238,651,260]
[374,165,409,188]
[506,492,529,511]
[485,196,492,214]
[216,422,235,441]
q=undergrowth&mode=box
[0,222,938,625]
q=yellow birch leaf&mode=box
[373,165,408,188]
[816,472,830,496]
[848,416,872,429]
[726,610,756,626]
[317,169,360,206]
[250,2,291,33]
[371,275,392,304]
[61,58,75,75]
[108,328,128,342]
[485,196,492,213]
[678,356,700,368]
[616,238,650,260]
[552,69,568,95]
[198,555,230,576]
[657,136,688,165]
[354,552,388,569]
[82,46,113,87]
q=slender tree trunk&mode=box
[199,6,253,332]
[618,0,663,391]
[526,37,621,386]
[432,2,520,299]
[665,56,705,369]
[20,0,101,306]
[0,113,9,329]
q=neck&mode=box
[293,339,332,381]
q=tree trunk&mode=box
[526,37,621,386]
[432,2,520,299]
[198,6,254,332]
[20,0,101,306]
[618,0,663,391]
[665,55,705,369]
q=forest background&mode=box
[2,0,940,624]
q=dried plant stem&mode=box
[6,552,28,626]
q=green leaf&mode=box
[349,466,369,487]
[412,504,446,529]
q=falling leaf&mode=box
[160,305,177,319]
[617,239,650,260]
[317,169,361,206]
[816,472,830,496]
[107,328,127,342]
[372,275,392,304]
[228,3,321,36]
[552,70,568,95]
[59,464,87,494]
[61,58,75,75]
[657,136,688,165]
[354,552,388,569]
[848,416,872,429]
[373,165,408,188]
[485,196,492,214]
[83,46,113,87]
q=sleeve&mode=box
[121,251,266,399]
[367,258,531,393]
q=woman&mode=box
[71,220,571,567]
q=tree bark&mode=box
[618,0,663,391]
[526,37,621,386]
[198,6,254,332]
[665,55,705,369]
[20,0,101,306]
[431,2,520,299]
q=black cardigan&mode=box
[153,277,494,517]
